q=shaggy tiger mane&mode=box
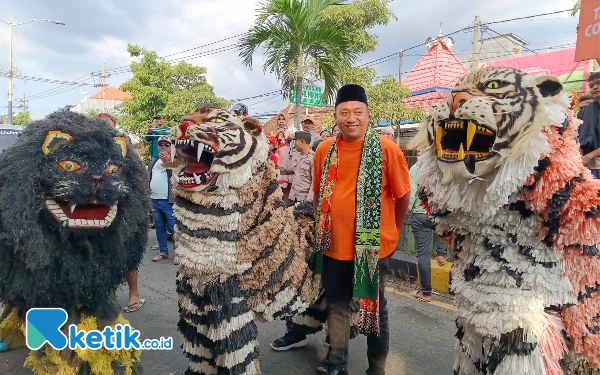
[170,108,323,375]
[409,67,600,375]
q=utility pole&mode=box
[19,93,28,112]
[8,23,12,124]
[102,63,106,112]
[471,15,480,72]
[398,49,403,83]
[0,18,65,124]
[93,63,109,112]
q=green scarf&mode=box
[309,128,383,335]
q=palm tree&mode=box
[238,0,359,129]
[572,0,581,16]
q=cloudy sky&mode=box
[0,0,580,120]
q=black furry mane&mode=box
[0,111,149,320]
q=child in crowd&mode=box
[287,131,314,206]
[275,131,292,201]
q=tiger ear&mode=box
[535,75,563,98]
[243,117,263,137]
[42,131,72,155]
[112,137,128,158]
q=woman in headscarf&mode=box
[275,113,293,202]
[320,129,332,139]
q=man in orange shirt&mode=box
[271,84,410,375]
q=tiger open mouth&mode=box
[45,199,117,228]
[436,119,496,171]
[174,138,218,188]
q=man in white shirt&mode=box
[149,136,177,264]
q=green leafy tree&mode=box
[238,0,359,129]
[302,1,396,95]
[338,66,377,88]
[572,0,581,16]
[12,111,31,125]
[322,0,397,54]
[367,76,425,125]
[119,44,230,136]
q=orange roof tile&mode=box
[90,87,132,101]
[262,104,334,135]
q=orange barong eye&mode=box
[58,160,81,172]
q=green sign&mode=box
[290,85,325,108]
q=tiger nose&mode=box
[91,176,103,189]
[448,92,474,116]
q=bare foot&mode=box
[412,291,432,303]
[436,255,447,266]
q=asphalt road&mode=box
[0,231,458,375]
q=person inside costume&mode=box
[579,72,600,178]
[271,84,411,375]
[407,67,600,374]
[0,110,149,374]
[166,106,323,375]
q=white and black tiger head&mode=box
[409,67,563,184]
[169,106,268,192]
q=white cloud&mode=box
[0,0,582,117]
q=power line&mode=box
[484,26,537,55]
[358,9,572,68]
[26,73,95,99]
[2,74,96,87]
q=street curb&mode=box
[390,251,453,294]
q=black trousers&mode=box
[322,255,391,374]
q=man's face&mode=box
[302,120,314,132]
[334,101,369,142]
[589,79,600,101]
[157,141,171,155]
[155,116,166,126]
[294,139,307,151]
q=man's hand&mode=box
[159,151,170,162]
[583,153,592,165]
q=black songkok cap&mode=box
[294,131,311,144]
[335,84,368,108]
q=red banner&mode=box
[575,0,600,62]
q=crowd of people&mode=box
[89,77,600,375]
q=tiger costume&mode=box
[165,107,324,375]
[408,67,600,375]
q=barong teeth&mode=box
[70,203,77,214]
[197,146,203,162]
[467,121,476,151]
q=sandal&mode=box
[123,299,145,313]
[152,253,168,262]
[412,291,431,303]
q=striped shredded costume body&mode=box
[166,108,325,374]
[408,67,600,375]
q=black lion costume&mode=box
[0,111,149,374]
